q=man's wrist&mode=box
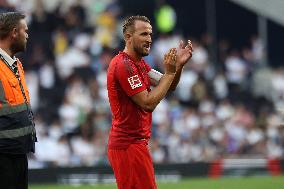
[176,63,184,70]
[164,73,176,77]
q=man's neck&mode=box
[0,43,13,57]
[123,46,142,62]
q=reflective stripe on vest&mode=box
[0,77,30,116]
[0,81,6,104]
[0,125,34,139]
[0,103,30,116]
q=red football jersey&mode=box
[107,51,152,149]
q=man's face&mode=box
[130,20,152,57]
[11,19,28,53]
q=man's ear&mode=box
[124,32,132,42]
[11,28,18,38]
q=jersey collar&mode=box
[0,48,17,67]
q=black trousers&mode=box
[0,153,28,189]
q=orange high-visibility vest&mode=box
[0,58,31,115]
[0,57,35,153]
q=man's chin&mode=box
[135,48,149,57]
[141,51,149,57]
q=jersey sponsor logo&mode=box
[128,75,142,89]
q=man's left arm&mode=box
[168,67,182,91]
[169,40,193,90]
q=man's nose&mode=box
[146,36,152,43]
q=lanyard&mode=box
[0,55,37,142]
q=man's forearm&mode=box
[145,73,175,111]
[169,66,183,91]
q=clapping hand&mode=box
[176,40,193,69]
[164,48,177,75]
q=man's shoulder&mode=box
[109,53,125,67]
[109,54,135,73]
[112,52,133,64]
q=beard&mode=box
[133,43,149,57]
[11,38,26,54]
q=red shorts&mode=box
[108,143,157,189]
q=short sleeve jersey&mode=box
[107,51,152,149]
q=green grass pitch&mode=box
[30,176,284,189]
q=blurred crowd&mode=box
[1,0,284,168]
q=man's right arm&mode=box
[131,48,177,112]
[131,73,175,112]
